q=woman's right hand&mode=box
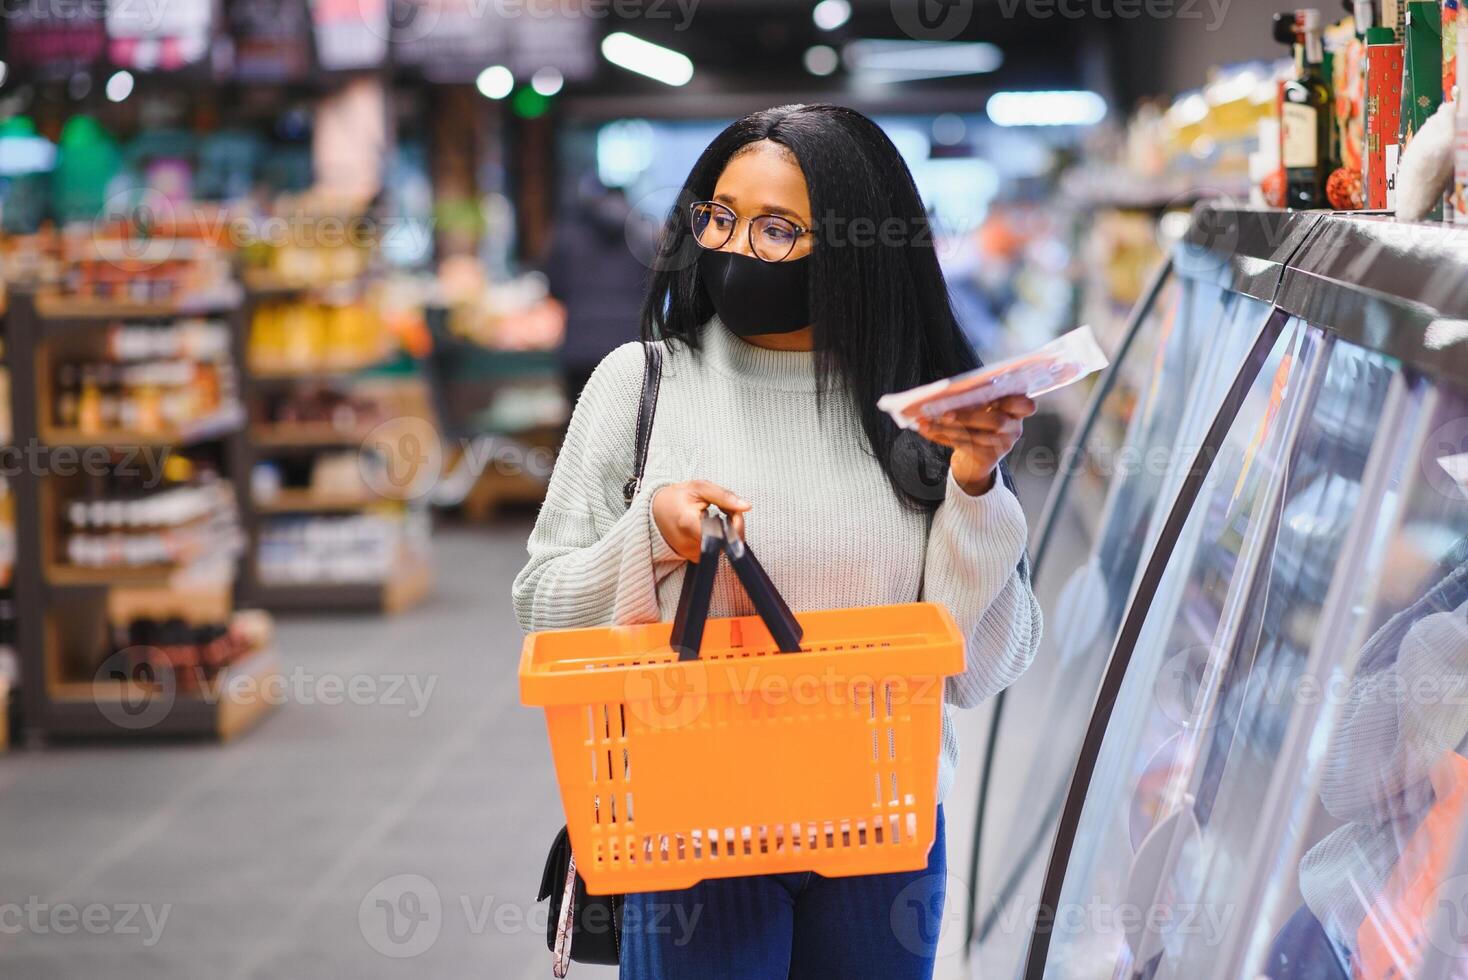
[651,480,751,562]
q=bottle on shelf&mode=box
[1277,9,1337,209]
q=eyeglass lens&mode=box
[690,202,800,262]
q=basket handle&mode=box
[668,510,804,661]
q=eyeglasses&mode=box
[689,200,809,263]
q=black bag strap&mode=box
[668,512,804,661]
[622,341,663,508]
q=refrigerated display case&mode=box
[970,208,1468,980]
[969,209,1320,979]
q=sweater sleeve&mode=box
[922,469,1043,709]
[512,342,685,633]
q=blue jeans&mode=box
[620,807,947,979]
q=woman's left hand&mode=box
[915,395,1037,496]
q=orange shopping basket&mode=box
[519,511,966,896]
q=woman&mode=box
[513,104,1043,979]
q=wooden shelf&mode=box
[45,646,283,741]
[41,402,246,448]
[254,488,383,514]
[46,553,238,588]
[251,423,371,450]
[252,553,430,614]
[248,357,396,382]
[34,288,243,326]
[242,270,368,298]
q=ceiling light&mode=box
[842,39,1002,82]
[601,32,693,87]
[804,45,839,76]
[476,65,514,100]
[813,0,851,30]
[986,91,1108,127]
[105,70,135,103]
[531,67,564,96]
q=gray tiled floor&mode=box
[0,503,1048,980]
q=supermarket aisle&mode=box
[0,525,567,980]
[0,518,1010,980]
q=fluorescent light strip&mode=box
[986,90,1108,127]
[843,39,1002,80]
[601,32,694,87]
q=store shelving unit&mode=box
[968,207,1468,980]
[7,290,281,744]
[236,281,433,614]
[0,302,12,751]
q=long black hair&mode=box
[640,103,984,513]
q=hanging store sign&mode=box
[229,0,312,81]
[310,0,390,71]
[106,0,217,72]
[5,0,108,79]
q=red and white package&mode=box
[878,325,1108,430]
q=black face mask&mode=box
[698,249,811,337]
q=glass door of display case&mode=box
[1216,382,1468,980]
[967,208,1325,978]
[972,268,1280,980]
[1019,211,1468,980]
[1027,313,1329,976]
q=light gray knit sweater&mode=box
[512,320,1044,802]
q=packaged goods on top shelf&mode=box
[50,319,239,437]
[58,204,238,306]
[1257,2,1466,214]
[1064,62,1276,210]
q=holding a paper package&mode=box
[879,325,1110,430]
[878,326,1107,494]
